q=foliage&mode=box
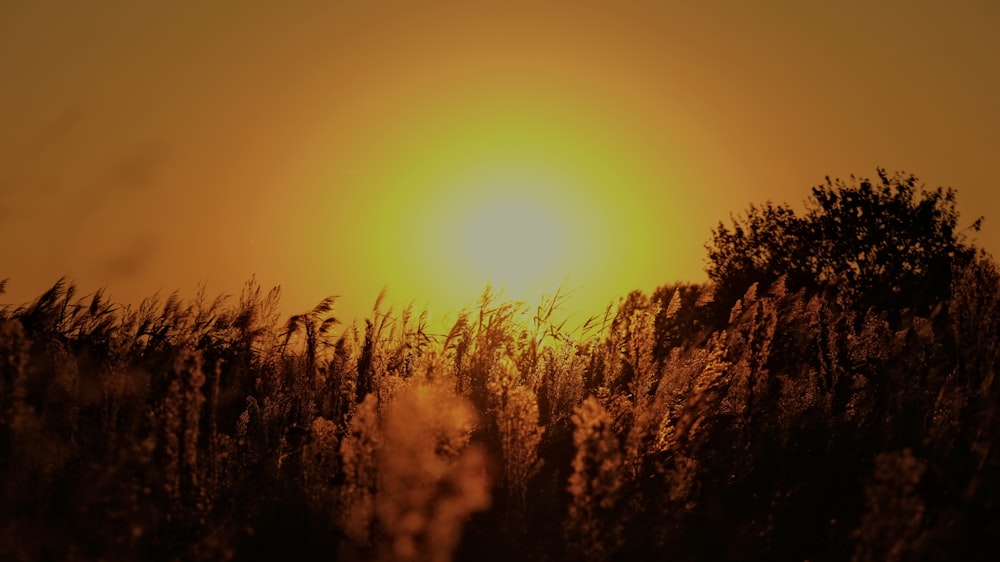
[564,396,623,561]
[706,169,982,322]
[1,179,998,560]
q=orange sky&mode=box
[2,0,998,329]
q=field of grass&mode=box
[2,259,999,561]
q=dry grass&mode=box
[0,257,999,560]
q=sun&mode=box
[337,81,667,322]
[459,195,566,296]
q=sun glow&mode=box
[458,194,568,297]
[319,76,670,322]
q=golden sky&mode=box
[2,0,998,328]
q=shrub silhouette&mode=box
[707,169,982,323]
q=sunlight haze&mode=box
[1,0,997,327]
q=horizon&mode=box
[2,0,998,329]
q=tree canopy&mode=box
[706,169,983,321]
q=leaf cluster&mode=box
[706,169,982,323]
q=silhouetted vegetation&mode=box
[707,168,982,323]
[2,172,998,561]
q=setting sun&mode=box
[458,195,565,296]
[331,81,675,321]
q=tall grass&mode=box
[1,257,999,560]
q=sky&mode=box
[1,0,998,330]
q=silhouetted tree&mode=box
[706,168,982,323]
